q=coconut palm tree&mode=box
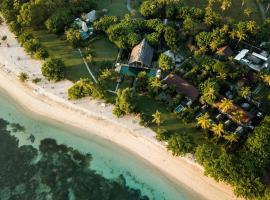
[152,110,161,126]
[240,86,251,99]
[148,78,162,94]
[244,8,252,17]
[220,0,232,11]
[232,111,244,124]
[246,20,257,32]
[204,87,216,103]
[224,132,239,144]
[219,98,233,113]
[197,113,211,129]
[211,123,225,138]
[261,74,270,86]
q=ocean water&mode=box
[0,89,204,200]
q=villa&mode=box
[163,74,199,102]
[129,39,154,69]
[234,49,269,72]
[116,39,159,78]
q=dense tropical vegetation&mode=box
[1,0,270,199]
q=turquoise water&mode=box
[0,89,203,200]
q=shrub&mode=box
[18,32,34,45]
[0,17,3,25]
[32,78,42,83]
[66,28,82,48]
[1,35,7,41]
[34,48,49,60]
[41,58,66,81]
[23,39,41,54]
[68,79,94,100]
[68,79,104,100]
[113,88,137,117]
[156,128,170,141]
[19,72,28,82]
[167,132,194,156]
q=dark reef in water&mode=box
[0,119,149,200]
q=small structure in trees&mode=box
[86,10,97,23]
[74,18,94,40]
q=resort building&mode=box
[129,39,154,69]
[163,74,199,102]
[234,49,269,72]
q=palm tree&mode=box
[100,69,112,80]
[152,110,161,126]
[220,0,232,11]
[224,132,239,144]
[204,87,216,103]
[240,86,251,98]
[197,113,211,129]
[232,111,244,124]
[230,29,247,46]
[261,74,270,86]
[244,8,252,17]
[148,78,162,94]
[211,123,225,138]
[219,98,233,113]
[246,20,257,32]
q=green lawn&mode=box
[94,0,129,16]
[183,0,262,23]
[137,94,205,145]
[33,30,119,82]
[92,37,118,62]
[33,30,89,81]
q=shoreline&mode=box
[0,22,241,200]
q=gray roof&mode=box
[87,10,97,23]
[129,39,154,68]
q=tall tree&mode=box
[197,113,211,129]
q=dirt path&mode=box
[127,0,132,12]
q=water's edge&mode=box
[0,88,204,200]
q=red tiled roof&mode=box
[164,74,199,101]
[213,99,253,124]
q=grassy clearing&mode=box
[33,30,118,82]
[137,94,205,144]
[94,0,129,16]
[92,37,118,62]
[32,30,89,81]
[183,0,262,23]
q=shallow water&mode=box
[0,89,203,200]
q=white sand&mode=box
[0,21,242,200]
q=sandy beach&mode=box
[0,21,241,200]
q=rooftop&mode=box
[234,49,269,72]
[164,74,199,102]
[129,39,154,68]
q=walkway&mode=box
[78,48,98,84]
[127,0,132,12]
